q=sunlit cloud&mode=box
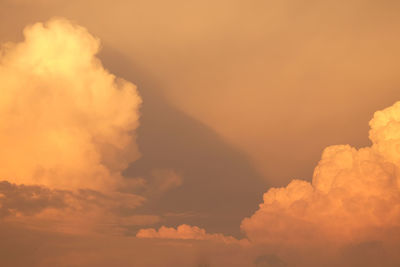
[2,2,400,265]
[242,101,400,246]
[139,100,400,265]
[0,18,141,191]
[137,224,246,245]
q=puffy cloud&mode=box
[137,224,244,244]
[0,18,199,239]
[137,100,400,265]
[0,18,141,191]
[2,11,400,267]
[241,101,400,245]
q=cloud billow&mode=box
[0,18,141,191]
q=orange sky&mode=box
[1,1,400,266]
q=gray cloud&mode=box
[0,181,67,218]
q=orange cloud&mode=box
[0,18,141,191]
[137,224,245,245]
[0,180,152,235]
[2,13,400,267]
[0,18,155,237]
[138,100,400,266]
[241,101,400,245]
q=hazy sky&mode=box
[1,1,400,266]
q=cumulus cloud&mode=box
[0,18,160,237]
[2,13,400,267]
[0,18,141,191]
[240,101,400,246]
[139,100,400,265]
[137,224,244,244]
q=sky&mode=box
[1,1,400,266]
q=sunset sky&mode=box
[1,1,400,266]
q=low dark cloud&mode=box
[0,181,67,218]
[254,254,287,267]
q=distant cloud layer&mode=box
[137,224,244,244]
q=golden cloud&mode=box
[0,18,141,191]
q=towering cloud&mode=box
[241,101,400,247]
[0,18,141,191]
[138,101,400,265]
[2,12,400,267]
